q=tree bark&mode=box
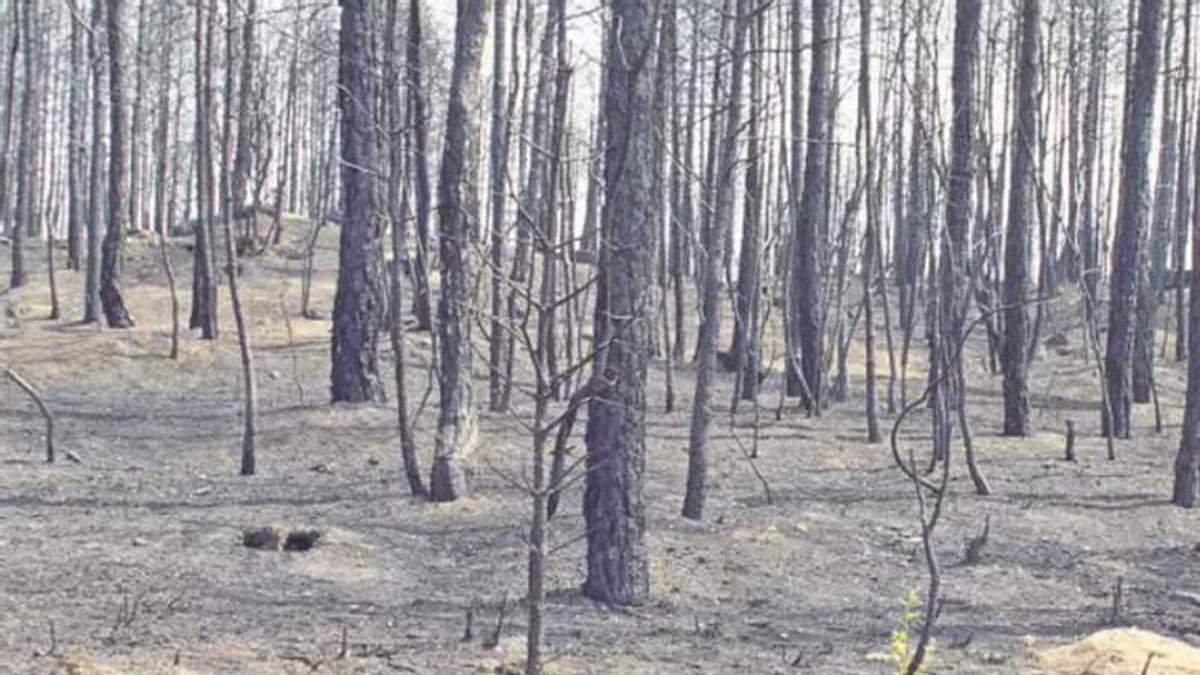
[67,2,85,270]
[100,0,134,328]
[1105,0,1164,439]
[429,0,490,502]
[331,0,388,404]
[1133,0,1177,402]
[405,0,434,332]
[787,0,830,412]
[685,0,748,521]
[584,0,658,605]
[1002,0,1040,436]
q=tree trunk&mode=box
[190,0,219,339]
[1002,0,1040,436]
[584,0,658,605]
[128,0,148,235]
[9,0,37,289]
[406,0,434,332]
[685,0,748,521]
[1105,0,1164,439]
[732,7,763,404]
[787,0,829,412]
[1173,0,1193,361]
[382,0,426,498]
[83,0,105,323]
[486,0,512,412]
[429,0,490,502]
[66,3,85,270]
[331,0,388,404]
[100,0,134,328]
[1133,0,1177,402]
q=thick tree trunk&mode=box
[947,0,991,494]
[1002,0,1040,436]
[786,0,829,412]
[429,0,490,502]
[1134,0,1177,402]
[331,0,388,404]
[584,0,658,605]
[1105,0,1164,439]
[100,0,134,328]
[190,0,218,339]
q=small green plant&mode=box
[888,589,933,675]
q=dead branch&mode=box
[5,367,57,464]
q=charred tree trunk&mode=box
[405,0,434,332]
[1105,0,1164,439]
[429,0,490,502]
[331,0,387,404]
[100,0,134,327]
[1002,0,1040,436]
[584,0,658,605]
[1134,0,1177,402]
[787,0,830,412]
[190,0,218,339]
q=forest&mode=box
[3,0,1200,672]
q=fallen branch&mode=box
[5,367,58,463]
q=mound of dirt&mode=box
[1036,628,1200,674]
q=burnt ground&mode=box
[2,222,1200,674]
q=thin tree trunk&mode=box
[685,0,748,521]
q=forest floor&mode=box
[2,221,1200,674]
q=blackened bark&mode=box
[1105,0,1164,438]
[787,0,829,412]
[1133,0,1177,402]
[331,0,387,404]
[429,0,490,502]
[584,0,658,604]
[190,0,218,339]
[100,0,134,328]
[1002,0,1040,436]
[406,0,434,332]
[947,0,990,494]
